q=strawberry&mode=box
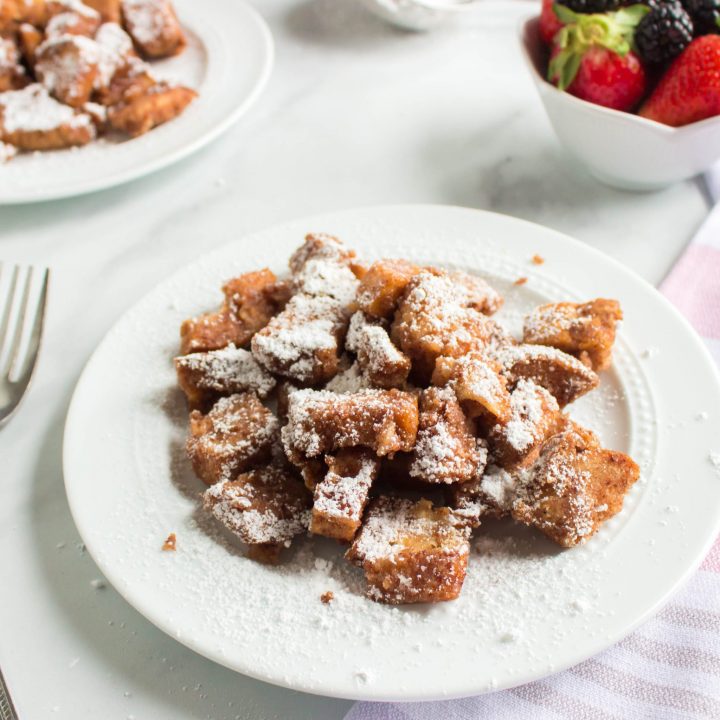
[639,35,720,126]
[549,5,650,112]
[540,0,565,45]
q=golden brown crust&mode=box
[488,379,565,470]
[391,270,495,383]
[488,343,599,408]
[175,345,276,410]
[432,352,511,427]
[17,23,42,67]
[512,422,640,547]
[180,269,288,356]
[203,466,311,554]
[251,294,349,386]
[409,386,487,485]
[523,299,623,372]
[107,81,196,136]
[83,0,121,22]
[355,258,420,319]
[310,448,380,542]
[35,36,99,107]
[282,388,419,463]
[347,497,470,604]
[121,0,185,58]
[186,393,279,485]
[346,311,410,389]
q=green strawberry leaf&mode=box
[553,4,578,24]
[614,5,651,27]
[717,15,720,30]
[561,53,582,90]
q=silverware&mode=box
[0,264,49,428]
[0,666,19,720]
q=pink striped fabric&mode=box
[346,176,720,720]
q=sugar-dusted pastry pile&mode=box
[175,234,640,605]
[0,0,196,159]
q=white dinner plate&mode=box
[0,0,273,204]
[63,205,720,702]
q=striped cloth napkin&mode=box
[346,173,720,720]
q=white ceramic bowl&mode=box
[519,16,720,191]
[359,0,481,32]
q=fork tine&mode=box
[1,266,32,377]
[0,265,20,358]
[14,268,49,381]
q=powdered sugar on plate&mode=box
[66,207,698,702]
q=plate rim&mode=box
[63,204,720,701]
[0,0,274,205]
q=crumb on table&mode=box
[532,254,545,265]
[514,277,528,286]
[162,532,177,551]
[320,591,335,604]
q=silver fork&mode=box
[0,666,18,720]
[0,264,49,428]
[0,264,48,719]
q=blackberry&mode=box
[560,0,623,12]
[635,1,694,64]
[684,0,720,34]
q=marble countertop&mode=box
[0,1,710,718]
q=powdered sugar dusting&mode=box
[176,344,276,398]
[0,84,93,133]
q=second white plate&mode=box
[0,0,273,204]
[64,205,720,701]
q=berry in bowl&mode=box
[521,0,720,190]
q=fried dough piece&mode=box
[83,0,120,22]
[107,79,195,135]
[391,270,496,383]
[180,269,289,355]
[355,258,420,319]
[251,294,348,385]
[94,53,150,104]
[289,233,359,307]
[347,497,470,604]
[186,393,279,485]
[432,352,511,427]
[488,343,599,408]
[0,0,50,29]
[0,37,28,91]
[448,270,503,315]
[204,466,311,559]
[523,299,623,372]
[310,448,380,541]
[121,0,185,58]
[292,257,359,308]
[175,344,276,409]
[0,83,95,149]
[409,386,487,485]
[35,34,99,107]
[512,422,640,547]
[488,379,564,470]
[345,311,410,389]
[44,8,101,38]
[281,388,419,463]
[288,232,357,275]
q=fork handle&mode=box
[0,667,18,720]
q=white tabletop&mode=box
[0,1,710,718]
